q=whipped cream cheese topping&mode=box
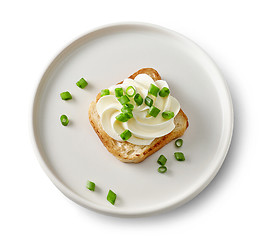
[96,74,180,145]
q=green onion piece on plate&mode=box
[60,115,69,126]
[126,86,136,97]
[118,95,130,105]
[148,106,160,117]
[158,166,167,173]
[60,91,72,100]
[157,155,167,165]
[107,190,117,205]
[115,87,123,97]
[120,129,132,141]
[86,180,95,191]
[174,152,185,161]
[148,84,160,97]
[162,111,174,120]
[145,96,153,107]
[76,78,88,89]
[175,139,183,148]
[159,87,170,97]
[101,89,110,97]
[134,93,143,106]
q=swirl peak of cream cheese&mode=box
[96,74,180,145]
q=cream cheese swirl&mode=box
[96,74,180,145]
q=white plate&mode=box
[31,22,233,217]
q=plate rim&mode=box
[30,21,234,217]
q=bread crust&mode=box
[88,68,188,163]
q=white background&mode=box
[1,0,262,239]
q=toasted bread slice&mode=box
[88,68,188,163]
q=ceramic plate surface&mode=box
[32,22,233,217]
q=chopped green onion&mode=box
[174,152,185,161]
[158,166,167,173]
[134,93,143,106]
[148,106,160,117]
[120,129,132,141]
[101,89,110,97]
[121,106,133,113]
[116,113,128,122]
[107,190,117,205]
[145,96,153,107]
[148,84,160,97]
[126,86,136,97]
[115,87,123,97]
[175,139,183,148]
[86,180,95,191]
[60,91,72,100]
[60,115,69,126]
[125,111,133,119]
[118,95,130,105]
[159,87,170,97]
[157,155,167,165]
[115,112,133,122]
[162,111,175,120]
[124,103,134,109]
[76,78,88,89]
